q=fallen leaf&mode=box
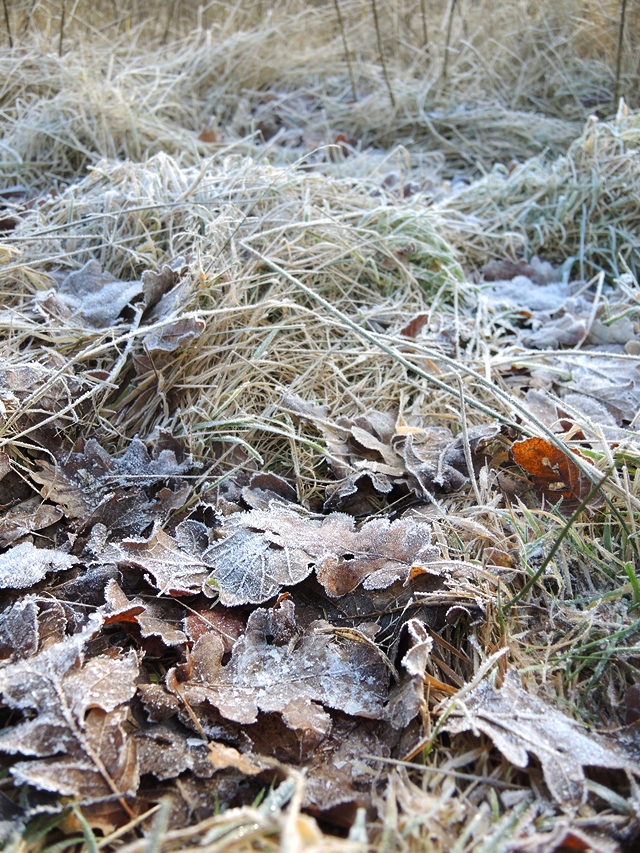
[31,436,195,527]
[143,317,205,354]
[115,523,210,595]
[0,497,63,547]
[0,542,78,590]
[204,507,440,603]
[50,260,143,328]
[512,437,591,502]
[0,616,140,800]
[178,599,389,726]
[101,580,187,646]
[443,669,640,809]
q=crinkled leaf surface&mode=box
[205,507,439,603]
[0,542,78,590]
[179,600,389,725]
[443,669,640,809]
[0,616,139,799]
[115,523,210,595]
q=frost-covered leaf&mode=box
[115,523,210,595]
[179,600,389,725]
[51,260,143,328]
[0,542,78,590]
[203,507,440,603]
[32,436,195,528]
[101,579,187,646]
[0,497,63,547]
[383,619,432,729]
[143,317,205,353]
[0,617,139,799]
[443,669,640,809]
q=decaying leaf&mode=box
[43,260,143,328]
[178,599,389,726]
[0,497,63,547]
[0,542,78,589]
[512,437,591,503]
[0,616,140,800]
[31,436,195,528]
[115,523,210,595]
[101,580,188,646]
[143,317,205,353]
[203,506,440,603]
[443,669,640,809]
[282,395,501,508]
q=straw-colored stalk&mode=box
[614,0,628,110]
[370,0,396,108]
[2,0,12,48]
[333,0,357,101]
[443,0,457,82]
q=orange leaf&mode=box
[512,437,590,502]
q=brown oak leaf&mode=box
[443,669,640,809]
[0,616,139,800]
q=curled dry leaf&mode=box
[101,580,187,646]
[143,317,205,354]
[443,669,640,810]
[0,616,140,800]
[43,260,143,328]
[0,542,78,590]
[31,436,194,525]
[178,600,389,726]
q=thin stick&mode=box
[370,0,396,108]
[420,0,429,50]
[333,0,357,102]
[442,0,457,83]
[58,0,66,56]
[613,0,628,111]
[2,0,12,48]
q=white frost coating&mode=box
[0,542,78,590]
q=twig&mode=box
[370,0,396,108]
[420,0,429,53]
[333,0,357,102]
[2,0,12,48]
[613,0,628,111]
[442,0,457,83]
[58,0,66,56]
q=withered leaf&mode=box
[205,507,439,603]
[0,542,78,590]
[141,257,186,312]
[0,616,140,799]
[115,523,210,595]
[135,722,213,781]
[512,437,591,503]
[143,317,205,353]
[0,497,63,547]
[383,619,432,729]
[32,436,194,525]
[443,669,640,809]
[52,260,143,328]
[101,580,187,646]
[179,600,389,725]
